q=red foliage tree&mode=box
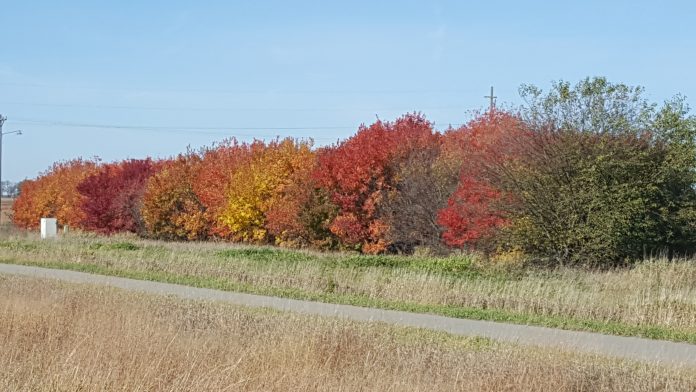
[437,112,528,249]
[77,159,156,234]
[315,113,440,253]
[437,177,508,247]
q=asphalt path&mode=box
[1,263,694,367]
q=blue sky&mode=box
[1,0,694,181]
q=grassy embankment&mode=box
[0,232,694,343]
[1,275,694,391]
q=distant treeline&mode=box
[12,78,696,265]
[1,181,21,198]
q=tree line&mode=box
[1,181,21,198]
[12,78,696,265]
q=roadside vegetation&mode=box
[1,275,693,391]
[11,78,696,267]
[0,198,13,224]
[5,78,696,348]
[1,233,694,344]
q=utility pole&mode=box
[0,115,23,225]
[484,86,497,116]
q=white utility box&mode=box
[40,218,58,239]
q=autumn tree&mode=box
[315,113,439,253]
[265,149,338,248]
[436,112,527,252]
[12,159,99,229]
[141,154,209,241]
[219,138,316,243]
[78,159,156,235]
[11,180,39,228]
[194,139,250,238]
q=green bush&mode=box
[496,78,696,265]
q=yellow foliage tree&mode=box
[220,138,315,243]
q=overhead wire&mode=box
[0,100,471,113]
[9,119,467,138]
[8,119,347,142]
[0,81,497,96]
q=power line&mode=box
[14,120,356,133]
[12,119,352,131]
[0,101,472,113]
[0,81,499,96]
[9,118,467,141]
[9,119,364,142]
[12,119,466,131]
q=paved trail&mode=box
[1,263,695,367]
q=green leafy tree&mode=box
[495,78,696,265]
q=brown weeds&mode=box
[0,275,694,391]
[0,233,694,336]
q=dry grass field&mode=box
[0,233,694,343]
[0,198,13,224]
[0,275,694,391]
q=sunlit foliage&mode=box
[141,154,209,241]
[12,159,99,229]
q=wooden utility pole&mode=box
[0,115,5,225]
[0,115,23,225]
[484,86,497,115]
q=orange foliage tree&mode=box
[12,159,99,229]
[141,154,209,241]
[314,113,440,253]
[264,148,338,248]
[219,138,316,243]
[193,139,250,239]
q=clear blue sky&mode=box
[1,0,694,182]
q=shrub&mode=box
[141,154,209,241]
[497,128,696,265]
[193,139,250,239]
[315,113,440,253]
[495,78,696,264]
[378,139,456,253]
[437,112,528,252]
[78,159,155,235]
[219,138,316,243]
[12,159,99,229]
[264,153,339,249]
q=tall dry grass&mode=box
[1,233,694,337]
[0,275,693,391]
[0,198,13,226]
